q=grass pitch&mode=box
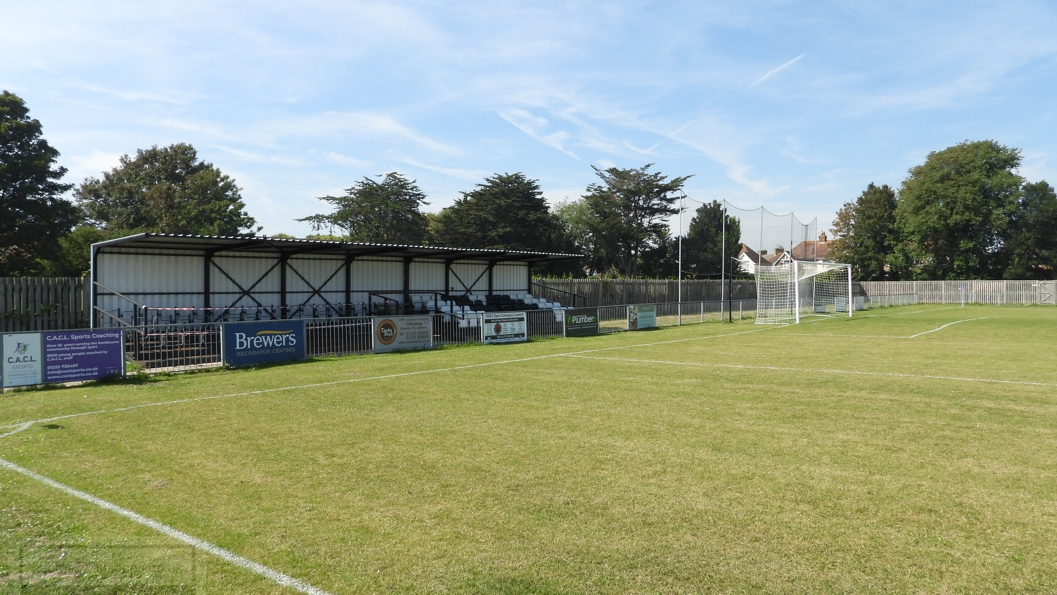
[2,305,1056,593]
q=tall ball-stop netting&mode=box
[722,201,851,324]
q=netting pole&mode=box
[677,193,683,326]
[758,208,764,268]
[847,264,853,317]
[794,260,801,324]
[720,201,726,323]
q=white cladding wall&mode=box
[410,260,445,292]
[286,256,345,307]
[210,255,281,309]
[449,262,489,293]
[96,247,532,315]
[96,250,204,312]
[493,264,528,293]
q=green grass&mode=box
[2,304,1056,593]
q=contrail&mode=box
[748,53,806,88]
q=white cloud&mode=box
[64,150,124,183]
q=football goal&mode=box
[755,261,853,324]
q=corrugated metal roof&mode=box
[93,233,582,262]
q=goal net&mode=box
[755,261,852,324]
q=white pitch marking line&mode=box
[0,456,334,595]
[907,317,987,338]
[0,325,779,437]
[563,354,1057,388]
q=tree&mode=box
[828,183,899,281]
[431,173,560,251]
[41,225,112,276]
[76,143,257,237]
[682,200,741,279]
[0,90,81,276]
[581,164,691,278]
[895,140,1023,280]
[553,198,610,275]
[300,173,428,244]
[1003,180,1057,279]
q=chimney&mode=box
[819,232,828,243]
[774,245,785,254]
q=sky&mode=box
[4,0,1057,238]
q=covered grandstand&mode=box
[90,234,580,327]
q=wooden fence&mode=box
[860,280,1056,306]
[532,278,757,307]
[1,277,90,332]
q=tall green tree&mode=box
[1003,180,1057,279]
[300,173,428,244]
[895,140,1022,280]
[829,183,899,281]
[431,172,560,251]
[0,90,81,276]
[552,199,605,275]
[682,200,741,279]
[581,164,691,278]
[76,143,258,237]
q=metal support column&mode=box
[403,256,413,311]
[344,252,354,316]
[204,250,214,321]
[280,253,289,319]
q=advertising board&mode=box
[372,316,433,353]
[42,330,124,383]
[628,304,657,330]
[564,308,599,337]
[482,312,527,344]
[2,333,42,387]
[222,320,306,367]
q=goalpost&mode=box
[755,261,853,324]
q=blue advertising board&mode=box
[222,320,305,367]
[42,330,124,383]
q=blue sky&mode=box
[5,0,1057,237]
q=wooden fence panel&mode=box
[859,280,1057,306]
[532,278,756,307]
[1,277,89,332]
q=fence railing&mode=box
[120,301,759,372]
[860,280,1056,306]
[1,277,89,332]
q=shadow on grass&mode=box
[464,574,569,595]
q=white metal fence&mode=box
[860,280,1056,306]
[119,300,759,372]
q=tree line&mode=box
[830,140,1057,281]
[1,90,734,279]
[6,89,1053,281]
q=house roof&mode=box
[91,233,583,263]
[791,235,831,261]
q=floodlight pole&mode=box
[677,192,683,326]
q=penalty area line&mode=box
[907,317,987,338]
[563,354,1057,388]
[0,455,334,595]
